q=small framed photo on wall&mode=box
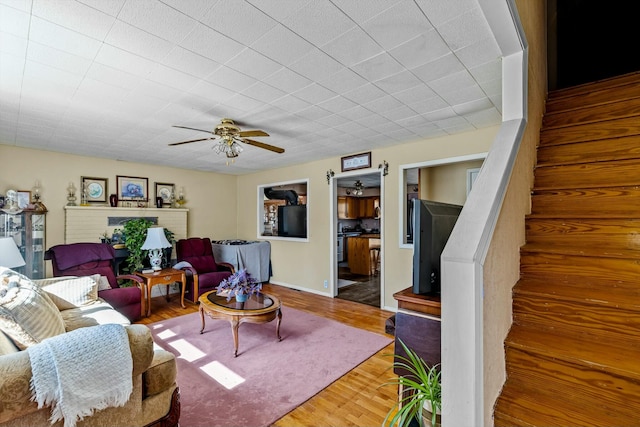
[116,176,148,201]
[81,176,108,203]
[155,182,175,206]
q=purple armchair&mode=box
[46,243,144,321]
[176,237,234,302]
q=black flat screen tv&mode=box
[412,199,462,295]
[277,205,307,238]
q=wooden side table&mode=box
[136,268,186,317]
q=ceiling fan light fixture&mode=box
[352,180,364,196]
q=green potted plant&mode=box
[122,218,175,273]
[216,268,262,302]
[382,339,441,427]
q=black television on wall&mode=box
[278,205,307,238]
[412,199,462,295]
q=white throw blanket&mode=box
[27,324,133,427]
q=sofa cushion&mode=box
[36,275,99,310]
[144,345,177,397]
[0,268,65,350]
[61,299,130,331]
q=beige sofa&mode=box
[0,270,180,427]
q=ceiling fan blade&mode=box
[241,138,285,154]
[168,137,216,146]
[172,125,212,133]
[238,130,269,137]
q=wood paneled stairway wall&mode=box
[494,72,640,426]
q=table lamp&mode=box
[0,237,26,268]
[141,227,172,271]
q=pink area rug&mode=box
[148,306,392,427]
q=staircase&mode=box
[494,72,640,426]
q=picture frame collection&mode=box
[74,176,178,208]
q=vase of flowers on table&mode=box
[216,268,262,302]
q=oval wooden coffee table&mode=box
[199,291,282,357]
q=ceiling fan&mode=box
[169,118,285,162]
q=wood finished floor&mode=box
[137,283,399,427]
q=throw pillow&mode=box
[0,267,65,350]
[92,274,112,291]
[39,276,99,310]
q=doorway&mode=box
[331,170,383,308]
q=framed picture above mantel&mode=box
[117,175,148,202]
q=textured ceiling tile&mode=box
[437,7,493,51]
[85,62,142,90]
[24,60,83,89]
[118,0,196,43]
[105,20,174,61]
[0,3,30,37]
[263,67,312,93]
[246,0,310,23]
[201,0,277,45]
[351,52,405,82]
[159,0,214,19]
[95,44,157,77]
[321,27,383,67]
[27,42,93,75]
[32,0,114,40]
[251,24,313,67]
[180,23,244,63]
[282,1,355,47]
[317,68,369,93]
[77,0,126,17]
[342,82,387,105]
[241,81,286,103]
[456,37,501,69]
[330,0,400,24]
[414,0,473,27]
[225,48,281,80]
[30,16,102,58]
[389,29,450,69]
[289,48,344,81]
[148,63,200,91]
[374,70,423,95]
[361,0,433,50]
[0,31,28,57]
[162,47,221,79]
[317,95,358,114]
[205,65,257,92]
[412,53,464,83]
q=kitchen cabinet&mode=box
[358,197,380,218]
[339,196,380,219]
[1,210,46,278]
[338,197,359,219]
[347,235,380,275]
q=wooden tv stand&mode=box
[392,287,441,374]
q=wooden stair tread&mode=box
[536,135,640,167]
[533,158,640,190]
[505,326,640,380]
[547,71,640,101]
[530,186,640,217]
[514,276,640,310]
[520,241,640,259]
[497,367,640,426]
[544,95,640,129]
[540,115,640,147]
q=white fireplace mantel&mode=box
[64,206,188,244]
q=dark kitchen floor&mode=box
[337,265,380,308]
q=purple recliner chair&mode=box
[176,237,234,302]
[47,243,144,321]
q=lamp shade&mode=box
[0,237,26,268]
[141,227,172,250]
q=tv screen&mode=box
[412,199,462,295]
[277,205,307,238]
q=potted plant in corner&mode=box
[216,268,261,302]
[382,339,441,427]
[122,218,175,274]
